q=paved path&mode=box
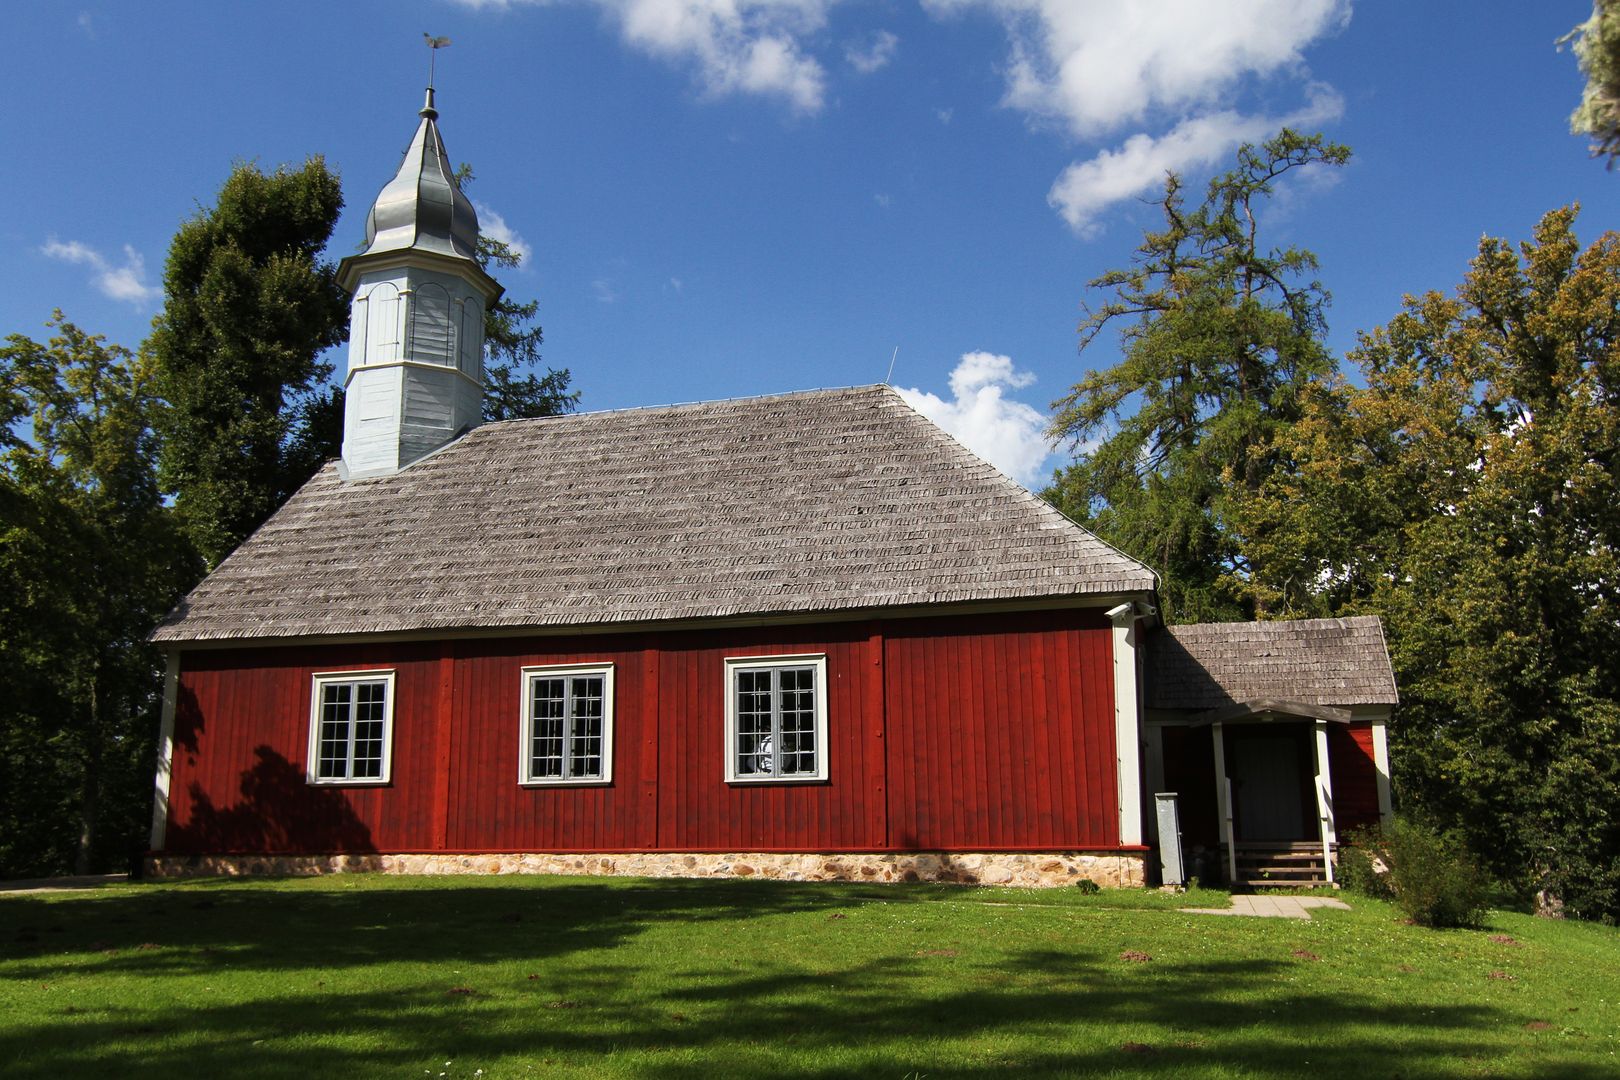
[1182,894,1351,920]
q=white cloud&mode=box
[926,0,1348,136]
[592,277,619,303]
[1047,84,1343,235]
[897,351,1053,485]
[873,192,891,208]
[924,0,1350,233]
[454,0,836,112]
[41,239,162,305]
[845,29,898,74]
[473,202,533,266]
[934,106,953,124]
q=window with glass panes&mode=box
[725,655,828,782]
[521,664,614,784]
[308,672,394,784]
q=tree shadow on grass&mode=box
[0,875,870,977]
[1,880,1606,1079]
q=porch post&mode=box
[1370,716,1394,825]
[1313,718,1336,884]
[1211,720,1236,883]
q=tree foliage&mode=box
[1234,207,1620,919]
[1045,129,1349,622]
[1569,1,1620,162]
[146,158,349,568]
[454,166,578,422]
[0,315,193,876]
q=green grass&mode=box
[2,875,1616,1078]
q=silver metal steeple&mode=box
[355,86,482,264]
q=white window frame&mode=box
[519,663,616,787]
[723,654,829,784]
[306,669,397,786]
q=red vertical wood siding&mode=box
[1328,722,1382,832]
[882,611,1118,850]
[161,609,1123,856]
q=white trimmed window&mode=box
[724,654,828,783]
[520,664,615,785]
[307,670,396,785]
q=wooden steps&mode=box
[1233,847,1330,889]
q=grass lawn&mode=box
[2,875,1616,1078]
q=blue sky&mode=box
[5,2,1615,485]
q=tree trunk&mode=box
[74,672,101,876]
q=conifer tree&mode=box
[146,158,348,568]
[1046,130,1349,621]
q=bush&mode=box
[1336,828,1396,901]
[1378,817,1490,928]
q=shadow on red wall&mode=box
[167,746,376,854]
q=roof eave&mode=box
[150,587,1159,652]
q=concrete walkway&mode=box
[1182,894,1351,920]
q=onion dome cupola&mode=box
[337,88,506,480]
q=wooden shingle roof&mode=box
[1144,616,1398,710]
[153,385,1155,645]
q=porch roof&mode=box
[1144,616,1398,712]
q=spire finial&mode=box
[423,33,451,116]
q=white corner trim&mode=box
[518,662,617,786]
[305,669,398,786]
[1371,716,1394,824]
[149,652,180,851]
[1108,604,1143,846]
[723,653,829,784]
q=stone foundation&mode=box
[145,850,1145,889]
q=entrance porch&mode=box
[1142,616,1399,890]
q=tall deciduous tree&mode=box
[147,158,348,568]
[1045,129,1349,621]
[1235,207,1620,919]
[0,314,193,876]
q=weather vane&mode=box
[424,33,451,88]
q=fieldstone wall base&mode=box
[145,850,1145,889]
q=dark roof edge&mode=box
[153,588,1157,652]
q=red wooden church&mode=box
[147,92,1397,889]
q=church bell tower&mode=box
[337,86,503,479]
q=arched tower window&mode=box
[409,283,455,366]
[364,282,403,365]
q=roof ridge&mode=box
[478,383,890,429]
[1168,614,1383,633]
